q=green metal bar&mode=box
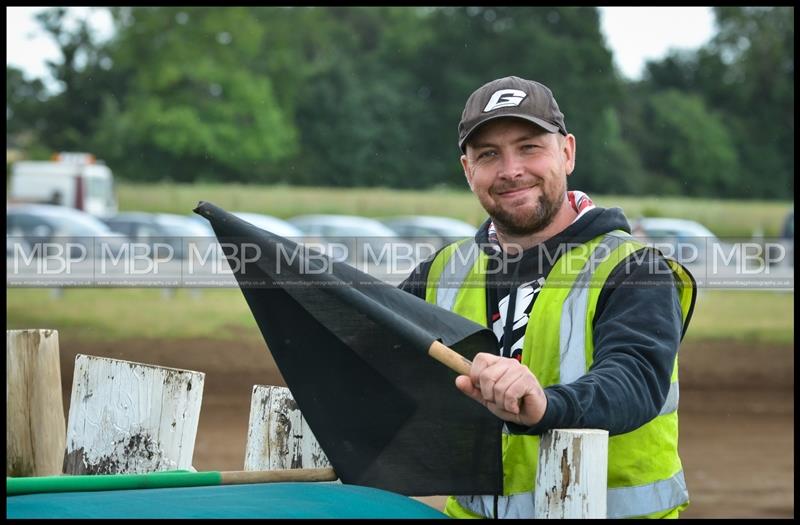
[7,470,223,496]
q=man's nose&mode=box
[497,152,524,178]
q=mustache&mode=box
[491,179,539,194]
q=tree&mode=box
[640,90,739,197]
[292,7,440,188]
[6,67,48,139]
[578,107,646,195]
[709,7,793,198]
[92,7,298,182]
[21,5,786,199]
[640,6,793,199]
[30,8,123,151]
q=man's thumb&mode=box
[455,375,471,391]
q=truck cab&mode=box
[9,152,118,218]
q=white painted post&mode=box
[534,428,608,519]
[244,385,333,474]
[6,329,67,476]
[63,354,204,475]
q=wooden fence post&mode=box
[6,329,67,476]
[243,390,608,518]
[534,428,608,519]
[63,354,204,475]
[244,385,333,473]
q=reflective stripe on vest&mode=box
[558,234,619,383]
[434,233,686,519]
[559,233,680,415]
[454,469,688,519]
[660,381,679,415]
[455,493,532,519]
[435,240,479,311]
[607,469,688,519]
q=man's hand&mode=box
[455,352,547,426]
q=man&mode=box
[400,76,696,519]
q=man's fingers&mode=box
[469,352,500,386]
[479,360,520,406]
[493,367,527,414]
[456,356,548,426]
[479,370,498,404]
[505,376,539,415]
[455,375,486,405]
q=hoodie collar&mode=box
[485,190,596,247]
[475,190,632,256]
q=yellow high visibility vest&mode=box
[425,231,696,519]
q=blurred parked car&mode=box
[102,212,215,260]
[233,212,304,239]
[187,214,216,235]
[630,217,726,266]
[189,211,305,269]
[288,214,399,264]
[380,215,477,250]
[7,203,129,260]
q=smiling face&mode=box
[461,118,576,237]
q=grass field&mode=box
[6,288,260,343]
[116,182,792,238]
[6,288,793,345]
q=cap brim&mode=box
[459,114,560,152]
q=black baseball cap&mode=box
[458,76,568,152]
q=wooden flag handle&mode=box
[220,467,338,485]
[429,340,526,413]
[427,340,473,376]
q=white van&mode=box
[9,153,118,218]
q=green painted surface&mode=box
[6,481,448,518]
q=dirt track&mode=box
[57,338,794,518]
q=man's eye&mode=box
[477,151,496,160]
[521,144,537,152]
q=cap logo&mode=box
[483,89,527,112]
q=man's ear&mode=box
[562,134,576,176]
[461,154,473,190]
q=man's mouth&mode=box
[496,185,535,198]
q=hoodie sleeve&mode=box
[507,248,683,436]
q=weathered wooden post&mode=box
[534,428,609,519]
[63,354,204,474]
[244,385,333,473]
[7,329,67,476]
[244,389,608,517]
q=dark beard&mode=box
[491,190,565,236]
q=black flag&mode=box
[194,201,502,496]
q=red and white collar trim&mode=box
[487,190,595,245]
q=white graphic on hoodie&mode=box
[492,277,545,359]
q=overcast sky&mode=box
[7,6,716,88]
